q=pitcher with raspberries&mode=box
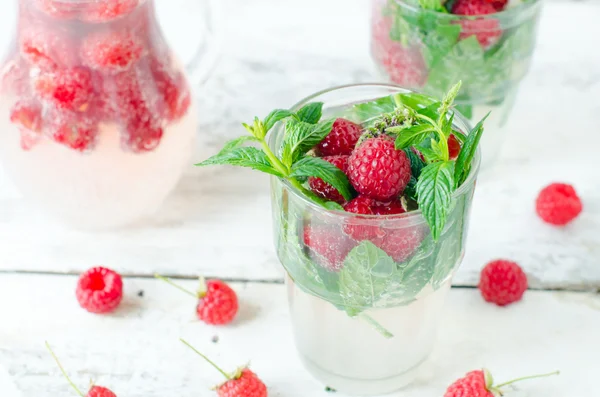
[197,82,486,394]
[371,0,542,169]
[0,0,198,228]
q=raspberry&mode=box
[46,109,98,152]
[373,227,423,262]
[535,183,582,226]
[444,370,493,397]
[303,225,355,271]
[452,0,502,48]
[82,0,140,23]
[19,26,76,70]
[316,118,362,156]
[347,137,412,201]
[34,0,80,19]
[150,57,191,122]
[10,99,43,133]
[87,386,117,397]
[485,0,508,11]
[308,155,349,204]
[155,275,238,325]
[196,280,239,325]
[122,112,164,152]
[76,267,123,314]
[343,196,382,241]
[372,198,406,215]
[181,339,267,397]
[1,58,30,96]
[34,67,95,112]
[448,134,461,160]
[479,259,527,306]
[217,369,267,397]
[81,29,145,72]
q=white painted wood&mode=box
[0,0,598,289]
[0,274,597,397]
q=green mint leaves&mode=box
[196,102,351,208]
[416,161,455,240]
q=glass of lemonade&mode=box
[268,84,480,395]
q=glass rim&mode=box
[269,82,481,224]
[391,0,541,19]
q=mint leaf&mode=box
[454,113,488,186]
[264,109,296,132]
[416,161,455,240]
[388,237,436,302]
[404,148,426,178]
[416,140,439,163]
[196,147,284,177]
[418,0,447,12]
[352,95,396,125]
[421,24,461,68]
[393,124,434,149]
[323,201,344,211]
[404,176,418,201]
[437,81,461,124]
[282,118,335,165]
[290,156,352,201]
[221,136,260,152]
[296,102,323,124]
[339,241,396,315]
[398,92,437,110]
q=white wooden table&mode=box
[1,0,599,396]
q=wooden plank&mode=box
[0,274,598,396]
[0,1,598,289]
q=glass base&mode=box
[300,353,425,395]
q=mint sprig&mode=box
[196,102,352,208]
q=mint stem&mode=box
[154,274,198,299]
[494,370,560,389]
[260,140,289,176]
[414,113,449,161]
[180,339,232,380]
[359,314,394,339]
[45,341,85,397]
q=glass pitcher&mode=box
[0,0,217,229]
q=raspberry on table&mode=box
[10,99,43,133]
[479,259,527,306]
[347,137,412,201]
[46,109,98,152]
[150,57,191,122]
[444,370,493,397]
[452,0,502,48]
[87,386,118,397]
[316,118,362,157]
[82,0,140,23]
[535,183,582,226]
[81,29,146,72]
[196,280,239,325]
[76,267,124,314]
[34,67,95,112]
[308,155,350,204]
[304,225,355,271]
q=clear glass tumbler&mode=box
[269,84,480,395]
[0,0,202,228]
[371,0,541,169]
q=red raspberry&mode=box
[34,67,94,112]
[1,58,30,96]
[10,99,43,133]
[46,109,98,152]
[316,118,362,156]
[197,280,239,325]
[303,225,355,271]
[82,0,140,23]
[452,0,502,48]
[308,155,349,204]
[87,386,117,397]
[150,57,191,122]
[34,0,80,19]
[122,112,164,152]
[444,370,493,397]
[485,0,508,11]
[76,267,124,314]
[479,259,527,306]
[217,369,267,397]
[181,339,267,397]
[535,183,582,226]
[373,227,423,262]
[372,198,406,215]
[347,137,412,201]
[19,26,77,70]
[448,134,461,160]
[343,196,382,241]
[81,29,145,72]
